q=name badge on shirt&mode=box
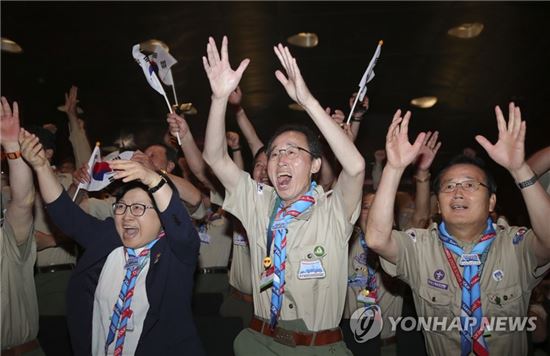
[199,231,211,244]
[260,265,275,292]
[297,259,326,280]
[459,253,481,266]
[233,233,248,246]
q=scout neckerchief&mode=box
[438,218,496,356]
[357,232,378,303]
[268,182,317,329]
[105,231,165,356]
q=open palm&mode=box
[385,110,426,170]
[476,102,526,171]
[203,36,250,100]
[1,97,20,144]
[273,44,313,106]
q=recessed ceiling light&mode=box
[410,96,438,109]
[1,37,23,53]
[287,33,319,48]
[288,103,306,111]
[139,39,170,53]
[447,23,484,39]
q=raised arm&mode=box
[527,146,550,177]
[226,131,245,170]
[348,93,370,142]
[64,85,92,168]
[228,86,264,156]
[202,36,250,193]
[1,97,35,244]
[366,110,425,263]
[476,103,550,265]
[131,150,202,209]
[409,131,441,229]
[273,44,365,218]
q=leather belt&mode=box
[249,316,343,347]
[230,287,253,304]
[35,263,75,274]
[381,335,397,347]
[1,339,40,356]
[197,267,228,274]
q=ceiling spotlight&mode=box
[287,32,319,48]
[447,23,484,39]
[1,37,23,53]
[410,96,438,109]
[139,39,170,53]
[288,103,306,111]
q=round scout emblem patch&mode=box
[314,245,326,257]
[492,269,504,282]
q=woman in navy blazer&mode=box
[19,129,204,355]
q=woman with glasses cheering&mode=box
[18,128,204,356]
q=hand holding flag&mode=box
[132,44,181,144]
[346,40,383,124]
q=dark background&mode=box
[2,1,550,224]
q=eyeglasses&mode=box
[440,180,489,193]
[112,202,155,217]
[267,145,313,161]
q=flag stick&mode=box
[346,88,364,125]
[171,84,179,106]
[72,184,82,202]
[161,92,182,145]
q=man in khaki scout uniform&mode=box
[366,104,550,356]
[1,97,45,355]
[203,37,365,355]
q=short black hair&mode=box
[26,125,56,150]
[253,146,266,163]
[433,155,497,194]
[265,124,322,159]
[145,143,178,165]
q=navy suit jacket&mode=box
[45,190,204,356]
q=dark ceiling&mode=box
[2,1,550,219]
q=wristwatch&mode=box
[517,175,538,189]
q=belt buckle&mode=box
[273,327,296,347]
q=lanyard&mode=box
[265,197,282,258]
[442,235,492,288]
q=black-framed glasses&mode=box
[267,145,313,161]
[440,180,489,193]
[112,202,155,217]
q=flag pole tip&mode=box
[379,40,384,46]
[95,141,101,147]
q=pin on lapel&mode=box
[154,252,161,264]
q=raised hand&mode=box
[108,160,160,188]
[64,85,79,119]
[385,110,426,170]
[72,162,91,185]
[19,129,49,169]
[415,131,442,171]
[349,93,370,118]
[0,97,20,144]
[226,131,240,150]
[475,102,526,172]
[202,36,250,100]
[273,43,314,106]
[131,150,157,171]
[166,113,190,140]
[228,86,243,106]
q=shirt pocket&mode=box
[417,286,456,335]
[485,285,523,317]
[286,244,330,293]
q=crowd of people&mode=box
[1,35,550,356]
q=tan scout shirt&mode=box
[1,220,39,348]
[223,171,360,331]
[211,190,252,294]
[197,212,232,268]
[380,219,550,356]
[35,173,77,266]
[344,228,405,339]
